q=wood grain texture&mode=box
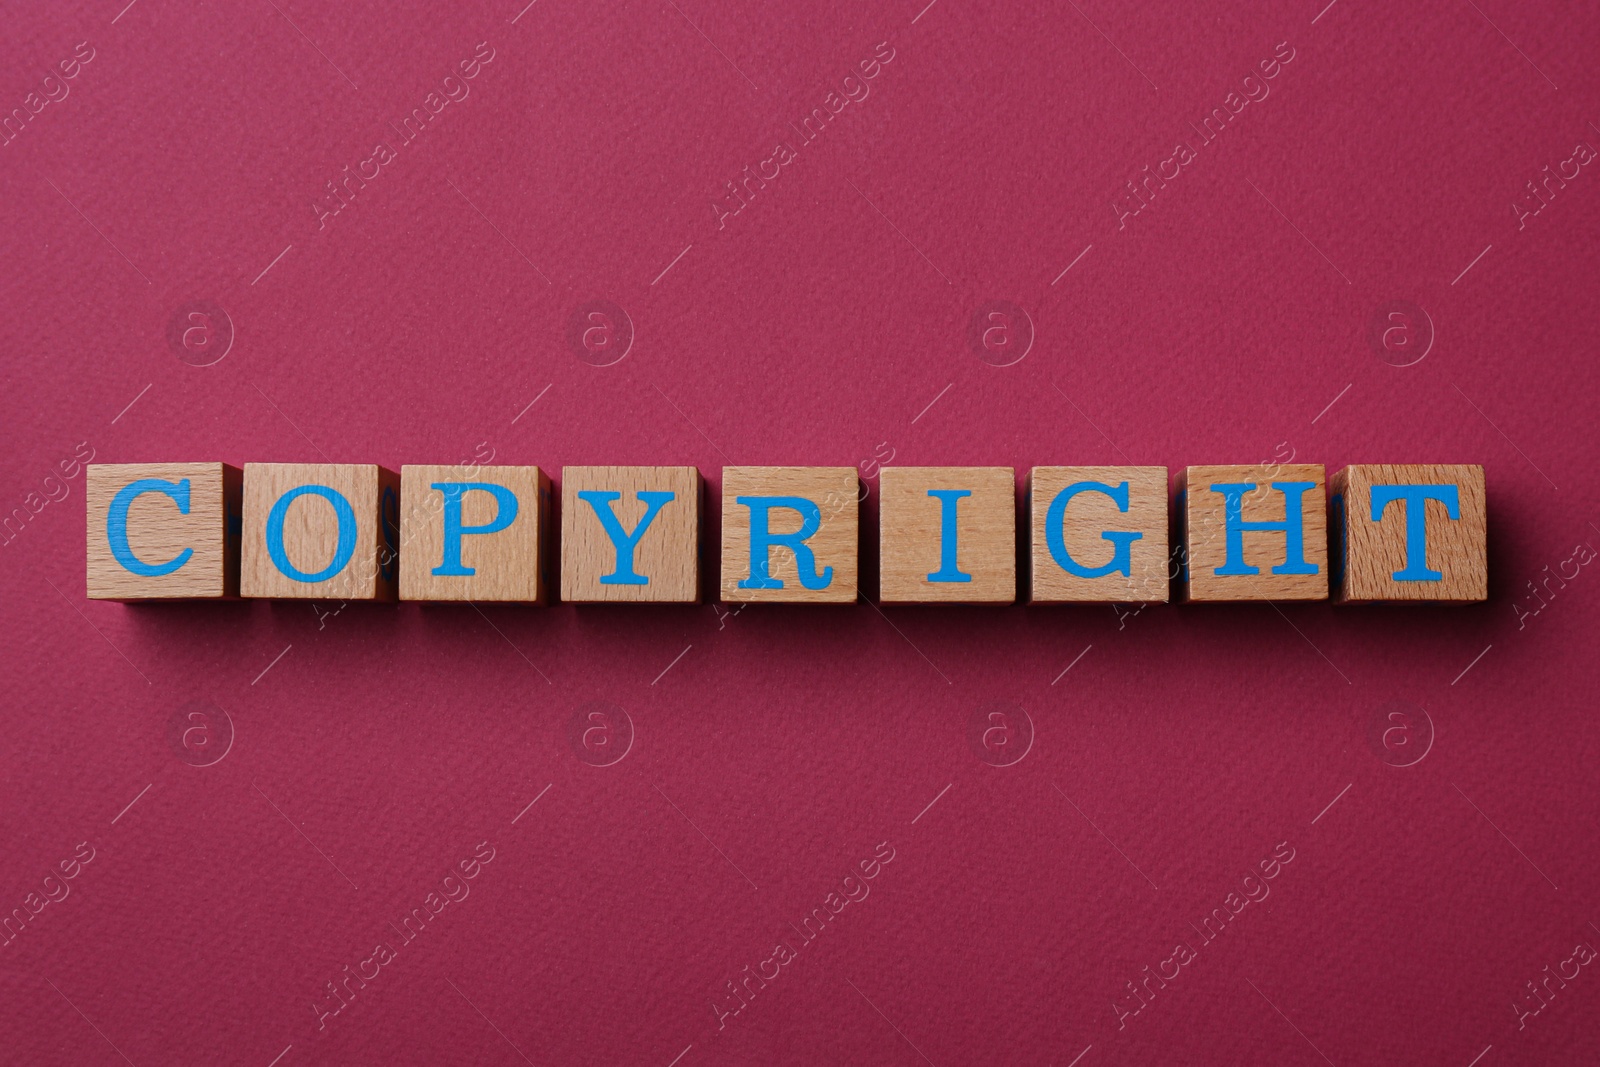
[400,464,547,603]
[1179,464,1328,602]
[562,466,699,602]
[720,466,857,603]
[241,463,399,600]
[86,463,240,600]
[1028,466,1168,603]
[879,467,1014,604]
[1331,463,1486,603]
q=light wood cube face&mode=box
[720,467,857,603]
[1179,464,1328,602]
[86,463,240,600]
[561,466,699,603]
[879,467,1015,604]
[1029,466,1168,603]
[400,465,547,603]
[1332,464,1486,603]
[241,464,399,600]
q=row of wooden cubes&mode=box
[85,463,1487,604]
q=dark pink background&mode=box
[3,0,1599,1064]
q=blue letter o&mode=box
[265,484,358,583]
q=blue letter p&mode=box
[432,482,519,577]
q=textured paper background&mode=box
[2,1,1598,1064]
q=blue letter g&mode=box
[1044,480,1142,579]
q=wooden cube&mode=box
[400,465,548,602]
[86,463,241,600]
[1331,464,1486,603]
[562,466,699,603]
[1029,466,1168,603]
[879,467,1014,604]
[1178,464,1328,602]
[241,463,399,600]
[720,467,857,603]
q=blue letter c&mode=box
[107,478,194,577]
